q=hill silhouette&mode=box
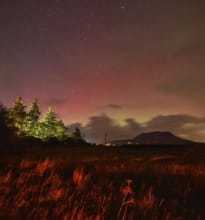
[110,131,195,146]
[134,131,194,145]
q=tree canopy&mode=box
[8,97,26,133]
[1,97,83,143]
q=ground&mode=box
[0,144,205,219]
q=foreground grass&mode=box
[0,145,205,219]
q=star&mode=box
[120,5,126,10]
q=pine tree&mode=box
[8,97,26,134]
[27,98,40,122]
[41,107,66,140]
[55,119,68,141]
[24,98,41,137]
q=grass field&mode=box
[0,144,205,219]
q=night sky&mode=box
[1,0,205,143]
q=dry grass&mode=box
[0,153,205,219]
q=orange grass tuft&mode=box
[0,158,204,219]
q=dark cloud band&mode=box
[68,114,205,144]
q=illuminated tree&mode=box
[8,97,26,134]
[27,98,40,121]
[23,98,41,137]
[5,97,85,143]
[55,119,68,141]
[41,107,67,140]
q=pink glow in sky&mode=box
[1,0,205,143]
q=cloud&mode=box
[144,114,205,137]
[68,114,143,144]
[156,39,205,107]
[68,122,83,131]
[46,97,68,106]
[145,114,205,142]
[148,115,205,141]
[157,71,205,96]
[68,114,205,144]
[145,115,202,133]
[98,104,123,110]
[157,71,205,110]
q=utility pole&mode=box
[104,132,107,145]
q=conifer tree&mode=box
[8,97,26,134]
[55,119,68,141]
[41,107,67,140]
[24,98,41,137]
[27,98,40,122]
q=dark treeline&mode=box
[0,97,85,148]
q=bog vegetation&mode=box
[0,155,204,219]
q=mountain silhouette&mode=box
[109,131,195,146]
[134,131,193,145]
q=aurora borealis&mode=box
[1,0,205,143]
